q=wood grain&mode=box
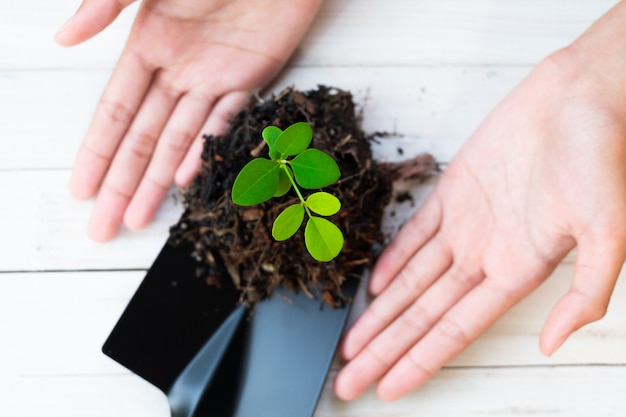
[2,0,625,416]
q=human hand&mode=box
[55,0,322,241]
[334,3,626,401]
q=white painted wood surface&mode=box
[2,0,625,416]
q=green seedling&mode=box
[231,122,344,262]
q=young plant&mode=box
[231,122,344,262]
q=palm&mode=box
[129,1,301,95]
[335,51,626,401]
[61,0,321,241]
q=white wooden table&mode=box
[2,1,625,416]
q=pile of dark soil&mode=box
[168,86,435,306]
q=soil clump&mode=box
[168,86,435,306]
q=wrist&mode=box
[565,1,626,100]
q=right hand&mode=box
[56,0,323,241]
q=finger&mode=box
[175,90,251,186]
[335,261,484,400]
[124,91,216,230]
[55,0,137,46]
[70,53,151,201]
[369,191,443,295]
[376,276,534,401]
[539,235,626,356]
[340,236,452,360]
[87,78,180,241]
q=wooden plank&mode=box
[6,2,623,417]
[4,366,626,417]
[0,269,624,380]
[0,0,618,70]
[0,164,581,272]
[0,272,143,377]
[2,271,625,415]
[3,374,170,417]
[0,170,179,271]
[298,0,618,67]
[0,70,105,170]
[449,262,626,367]
[317,366,626,417]
[0,1,134,70]
[0,66,529,170]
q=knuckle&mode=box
[154,77,181,100]
[399,215,433,248]
[364,344,393,369]
[141,153,179,192]
[437,315,470,347]
[118,0,137,9]
[448,263,481,288]
[81,140,111,161]
[163,129,195,154]
[366,304,388,329]
[102,180,133,200]
[145,172,173,192]
[399,303,434,334]
[100,99,134,126]
[125,130,157,160]
[396,263,424,295]
[571,288,609,323]
[406,351,435,379]
[586,302,608,322]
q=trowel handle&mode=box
[168,305,247,417]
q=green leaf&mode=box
[305,192,341,216]
[262,126,282,160]
[273,167,292,197]
[231,158,279,206]
[274,122,313,158]
[304,217,344,262]
[272,204,305,241]
[289,149,341,189]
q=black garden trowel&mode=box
[102,240,359,417]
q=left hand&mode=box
[334,38,626,401]
[56,0,322,241]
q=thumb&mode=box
[539,232,626,356]
[55,0,137,46]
